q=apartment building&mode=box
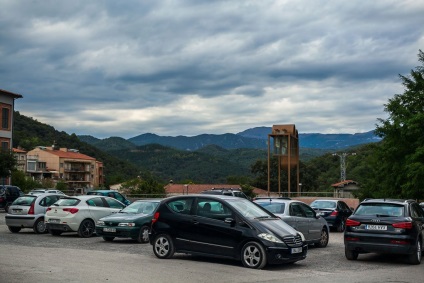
[0,89,23,185]
[26,146,104,190]
[13,147,27,172]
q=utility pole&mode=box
[332,152,356,182]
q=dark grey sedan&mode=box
[255,198,329,247]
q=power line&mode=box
[332,152,356,182]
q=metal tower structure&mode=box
[332,152,356,182]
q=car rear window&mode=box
[12,196,36,206]
[256,202,286,214]
[311,201,336,209]
[54,198,81,206]
[354,203,405,217]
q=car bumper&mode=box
[46,223,78,232]
[345,234,417,255]
[5,215,37,228]
[95,226,139,239]
[265,244,308,264]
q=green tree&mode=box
[0,149,17,183]
[371,50,424,199]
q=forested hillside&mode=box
[13,112,140,185]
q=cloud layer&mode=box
[1,0,423,138]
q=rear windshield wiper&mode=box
[376,214,391,217]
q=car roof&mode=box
[361,198,415,204]
[164,194,241,201]
[88,190,115,193]
[24,192,64,198]
[311,199,339,202]
[65,195,107,200]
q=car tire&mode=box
[316,228,329,248]
[49,229,63,236]
[78,219,95,238]
[33,218,47,234]
[241,241,267,269]
[103,236,115,242]
[8,226,21,233]
[136,225,150,243]
[345,248,358,260]
[153,234,175,259]
[337,218,346,232]
[407,239,422,265]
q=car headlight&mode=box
[118,223,135,227]
[258,233,283,243]
[96,220,105,226]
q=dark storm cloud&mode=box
[0,0,423,138]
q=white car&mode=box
[45,195,126,237]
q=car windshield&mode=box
[311,201,337,209]
[256,202,286,214]
[12,196,36,206]
[226,198,274,219]
[354,203,405,217]
[121,201,159,214]
[87,191,102,195]
[53,198,81,206]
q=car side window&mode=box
[104,197,125,209]
[196,198,234,221]
[167,198,194,214]
[410,203,424,218]
[87,197,105,207]
[290,203,306,217]
[113,192,125,203]
[299,203,315,218]
[40,196,60,207]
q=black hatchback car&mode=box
[149,195,307,269]
[310,199,353,232]
[344,199,424,264]
[0,185,24,212]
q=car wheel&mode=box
[241,241,267,269]
[78,219,95,238]
[407,239,422,265]
[8,226,21,233]
[136,225,150,243]
[316,228,329,248]
[153,234,175,259]
[49,229,63,236]
[345,248,358,260]
[337,218,346,232]
[33,218,47,234]
[103,236,115,242]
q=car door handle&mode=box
[192,220,199,224]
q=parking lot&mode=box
[0,211,422,283]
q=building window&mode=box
[1,106,10,130]
[1,141,9,151]
[27,161,36,171]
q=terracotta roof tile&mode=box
[44,149,95,160]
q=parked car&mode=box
[87,190,131,206]
[0,185,24,212]
[45,195,126,237]
[96,199,162,243]
[200,188,249,199]
[150,195,307,269]
[420,202,424,210]
[254,198,329,247]
[5,193,64,233]
[310,199,353,232]
[344,198,424,264]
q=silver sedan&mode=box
[255,198,330,247]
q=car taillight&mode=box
[392,222,413,229]
[346,219,361,226]
[330,210,339,216]
[28,202,35,215]
[63,208,79,214]
[46,207,52,212]
[0,197,4,202]
[390,240,409,245]
[152,212,160,224]
[345,237,359,241]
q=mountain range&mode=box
[79,128,381,152]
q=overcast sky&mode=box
[1,0,423,139]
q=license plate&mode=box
[291,247,302,254]
[103,228,116,233]
[366,225,387,230]
[49,219,60,224]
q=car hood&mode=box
[100,213,150,222]
[250,218,299,237]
